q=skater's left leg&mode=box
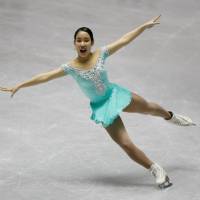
[104,116,154,169]
[123,92,172,120]
[104,116,173,188]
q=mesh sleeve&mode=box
[60,63,69,75]
[101,46,110,60]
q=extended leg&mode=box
[123,92,196,126]
[123,92,172,119]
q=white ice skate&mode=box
[165,111,196,126]
[149,163,173,189]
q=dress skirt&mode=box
[89,83,133,128]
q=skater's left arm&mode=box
[106,15,161,56]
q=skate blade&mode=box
[158,176,173,189]
[191,122,197,126]
[159,182,173,189]
[180,117,196,126]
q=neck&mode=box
[77,52,92,63]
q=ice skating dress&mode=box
[60,46,133,128]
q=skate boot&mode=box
[149,163,173,189]
[165,111,196,126]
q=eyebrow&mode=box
[76,37,90,39]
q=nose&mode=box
[81,41,85,46]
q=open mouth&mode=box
[80,49,87,53]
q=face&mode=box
[74,31,93,58]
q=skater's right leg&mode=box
[123,92,195,126]
[104,115,153,169]
[122,92,171,119]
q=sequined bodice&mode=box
[61,46,113,103]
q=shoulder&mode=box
[60,62,72,75]
[100,46,110,59]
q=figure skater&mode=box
[0,15,196,189]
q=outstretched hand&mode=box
[0,86,20,98]
[143,15,161,29]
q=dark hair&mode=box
[74,27,94,44]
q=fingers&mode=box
[0,86,16,98]
[0,86,6,90]
[0,87,11,92]
[0,87,14,94]
[153,14,161,22]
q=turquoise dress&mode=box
[60,46,133,128]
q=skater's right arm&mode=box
[0,67,67,98]
[18,67,67,87]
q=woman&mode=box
[0,15,196,189]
